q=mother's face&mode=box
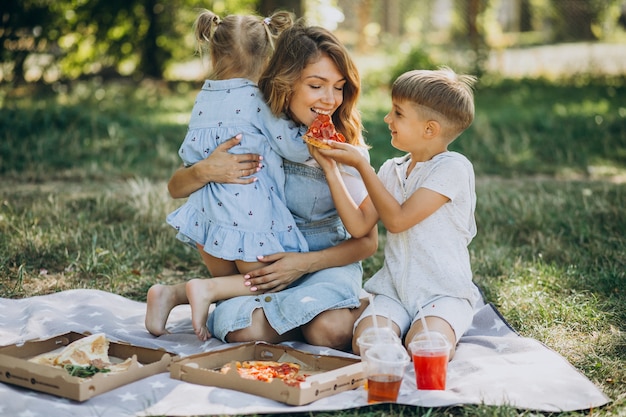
[288,54,345,127]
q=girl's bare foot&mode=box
[186,279,216,341]
[145,284,179,336]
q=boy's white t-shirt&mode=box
[364,151,481,317]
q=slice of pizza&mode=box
[29,333,110,367]
[240,360,300,381]
[28,333,133,376]
[54,333,111,368]
[303,113,346,149]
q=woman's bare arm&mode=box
[168,134,263,198]
[243,226,378,292]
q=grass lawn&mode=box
[0,75,625,416]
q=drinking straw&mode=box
[416,302,434,347]
[368,293,380,336]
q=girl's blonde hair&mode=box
[194,10,295,81]
[392,66,477,140]
[258,21,364,146]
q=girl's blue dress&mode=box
[166,78,310,261]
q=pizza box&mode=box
[170,341,364,405]
[0,331,175,401]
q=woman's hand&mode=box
[245,226,378,292]
[168,134,262,198]
[243,252,313,293]
[198,134,263,184]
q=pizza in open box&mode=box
[29,333,133,376]
[221,360,308,386]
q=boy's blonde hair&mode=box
[194,10,295,81]
[392,66,477,141]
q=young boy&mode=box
[310,67,481,359]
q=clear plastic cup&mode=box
[363,343,410,403]
[356,326,401,358]
[409,331,451,390]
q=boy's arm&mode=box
[320,142,449,233]
[308,146,379,238]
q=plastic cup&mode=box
[356,326,401,358]
[362,343,410,403]
[409,332,451,390]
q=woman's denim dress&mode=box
[208,160,364,340]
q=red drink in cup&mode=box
[409,332,451,391]
[412,350,448,390]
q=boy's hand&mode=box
[307,144,337,172]
[317,140,364,168]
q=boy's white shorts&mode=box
[355,294,474,344]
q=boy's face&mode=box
[384,99,425,152]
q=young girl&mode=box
[313,67,482,359]
[162,10,311,341]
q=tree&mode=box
[1,0,247,82]
[258,0,303,17]
[0,0,59,83]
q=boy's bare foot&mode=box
[145,284,178,336]
[186,279,215,341]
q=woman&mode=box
[146,22,377,351]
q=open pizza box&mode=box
[0,331,175,401]
[170,341,365,405]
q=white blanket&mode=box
[0,289,610,416]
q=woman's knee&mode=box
[224,309,300,344]
[303,310,354,351]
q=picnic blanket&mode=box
[0,289,610,416]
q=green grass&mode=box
[0,76,625,416]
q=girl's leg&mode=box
[187,244,266,340]
[145,282,188,336]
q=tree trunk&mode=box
[137,0,163,79]
[259,0,303,18]
[552,0,597,41]
[384,0,401,37]
[356,0,373,53]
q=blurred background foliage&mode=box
[2,0,626,84]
